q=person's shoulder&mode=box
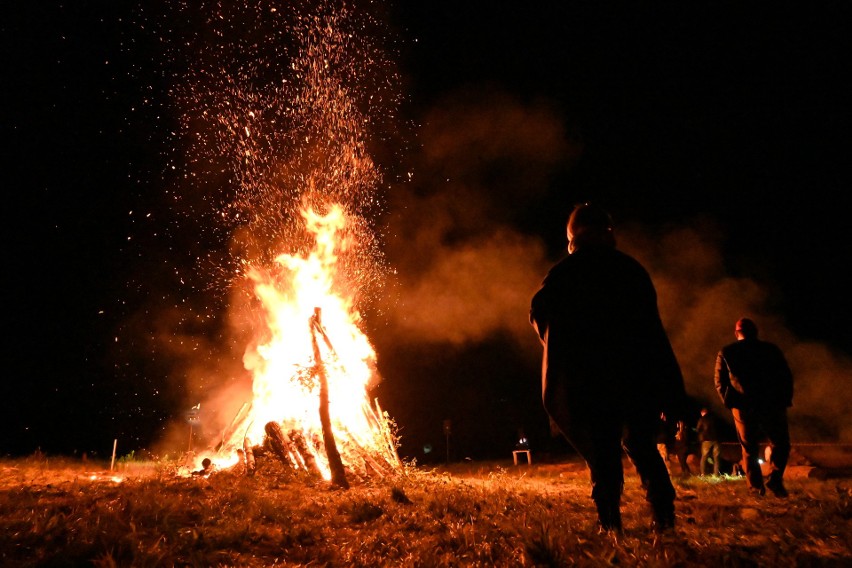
[610,248,649,268]
[720,340,741,354]
[545,253,573,274]
[552,247,646,275]
[759,339,788,356]
[609,249,656,283]
[540,254,574,285]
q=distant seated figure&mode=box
[192,457,213,476]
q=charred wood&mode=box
[264,422,295,468]
[243,438,256,476]
[289,428,323,477]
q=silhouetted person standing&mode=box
[714,318,793,497]
[530,203,687,533]
[696,408,720,476]
[673,418,691,477]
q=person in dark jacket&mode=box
[696,407,720,476]
[530,203,687,533]
[714,317,793,497]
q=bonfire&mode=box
[161,2,404,485]
[204,205,401,487]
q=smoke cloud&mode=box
[140,83,850,460]
[621,221,852,441]
[377,87,852,444]
[377,90,576,346]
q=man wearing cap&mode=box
[714,317,794,497]
[530,203,687,533]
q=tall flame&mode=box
[218,203,399,480]
[153,2,403,479]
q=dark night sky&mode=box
[3,2,850,461]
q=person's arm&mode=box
[530,267,561,342]
[714,351,732,407]
[529,287,549,342]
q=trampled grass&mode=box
[0,454,849,566]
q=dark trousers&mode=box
[673,442,690,475]
[553,402,676,526]
[731,406,790,489]
[700,441,720,475]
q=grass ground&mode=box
[0,453,849,567]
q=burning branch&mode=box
[310,307,349,489]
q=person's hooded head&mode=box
[566,203,616,254]
[735,317,758,340]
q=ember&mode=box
[158,2,404,483]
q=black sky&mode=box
[3,2,850,460]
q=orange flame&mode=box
[214,203,399,480]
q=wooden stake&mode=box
[311,307,349,489]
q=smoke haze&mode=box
[133,6,849,459]
[377,87,852,445]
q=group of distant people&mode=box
[530,203,794,534]
[656,406,721,478]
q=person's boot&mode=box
[747,467,765,496]
[596,501,622,534]
[651,503,675,533]
[766,472,789,498]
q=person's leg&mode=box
[731,408,764,493]
[761,407,791,496]
[677,446,690,475]
[623,409,676,530]
[700,441,711,475]
[658,443,670,468]
[547,388,625,532]
[561,411,625,531]
[711,442,720,476]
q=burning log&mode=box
[339,428,395,480]
[265,422,295,468]
[243,438,256,476]
[288,428,323,477]
[261,422,324,479]
[311,307,349,490]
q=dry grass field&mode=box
[0,452,850,567]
